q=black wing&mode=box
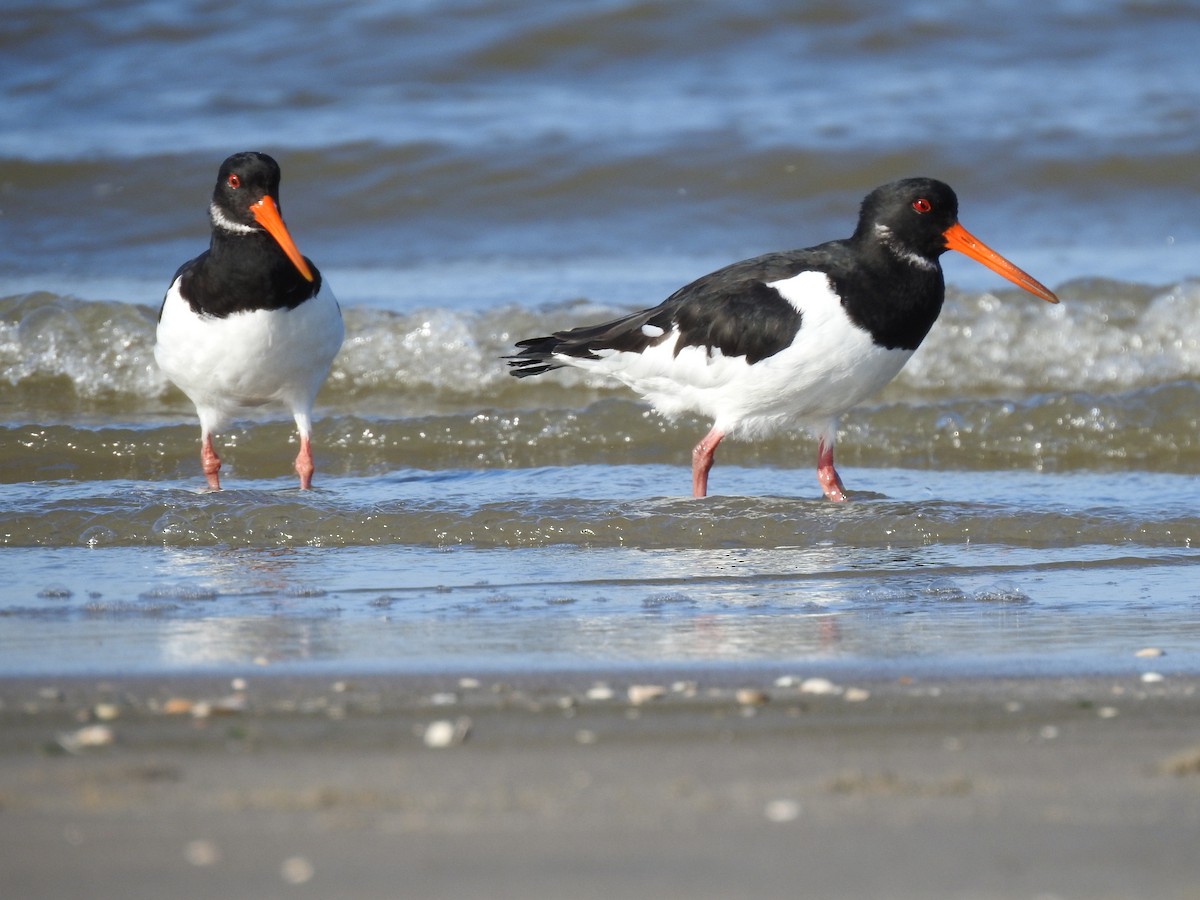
[157,255,203,323]
[507,246,843,378]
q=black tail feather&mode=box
[505,305,676,378]
[506,335,568,378]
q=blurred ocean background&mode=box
[1,0,1199,677]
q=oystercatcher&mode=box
[155,152,344,490]
[508,177,1058,500]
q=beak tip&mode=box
[945,222,1059,307]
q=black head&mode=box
[207,151,313,283]
[853,177,960,265]
[853,178,1058,303]
[211,151,285,231]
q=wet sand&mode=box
[2,668,1199,900]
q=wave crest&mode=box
[4,280,1200,421]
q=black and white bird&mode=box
[508,177,1058,500]
[155,152,344,490]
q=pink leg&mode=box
[817,435,847,502]
[201,433,222,491]
[295,434,315,490]
[691,427,724,498]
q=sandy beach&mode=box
[2,668,1198,899]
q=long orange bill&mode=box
[943,222,1058,304]
[250,195,314,282]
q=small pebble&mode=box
[1097,706,1119,719]
[627,684,666,705]
[800,678,841,696]
[843,687,870,703]
[429,692,458,706]
[1135,647,1165,658]
[1039,725,1059,740]
[423,717,471,748]
[1158,745,1200,776]
[763,799,802,823]
[230,677,247,691]
[458,677,482,690]
[280,856,315,885]
[93,703,120,721]
[585,683,615,701]
[423,720,456,747]
[212,694,246,714]
[58,724,115,753]
[184,840,221,867]
[1141,672,1165,684]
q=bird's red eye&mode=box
[912,198,932,213]
[227,173,241,189]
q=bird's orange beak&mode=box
[250,195,314,282]
[943,222,1058,304]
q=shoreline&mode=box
[3,668,1199,898]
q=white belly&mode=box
[155,280,344,435]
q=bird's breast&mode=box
[155,278,343,406]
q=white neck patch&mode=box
[210,202,257,235]
[874,223,938,271]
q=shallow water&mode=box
[2,0,1200,678]
[3,465,1199,677]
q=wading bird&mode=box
[156,152,343,490]
[509,178,1057,500]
